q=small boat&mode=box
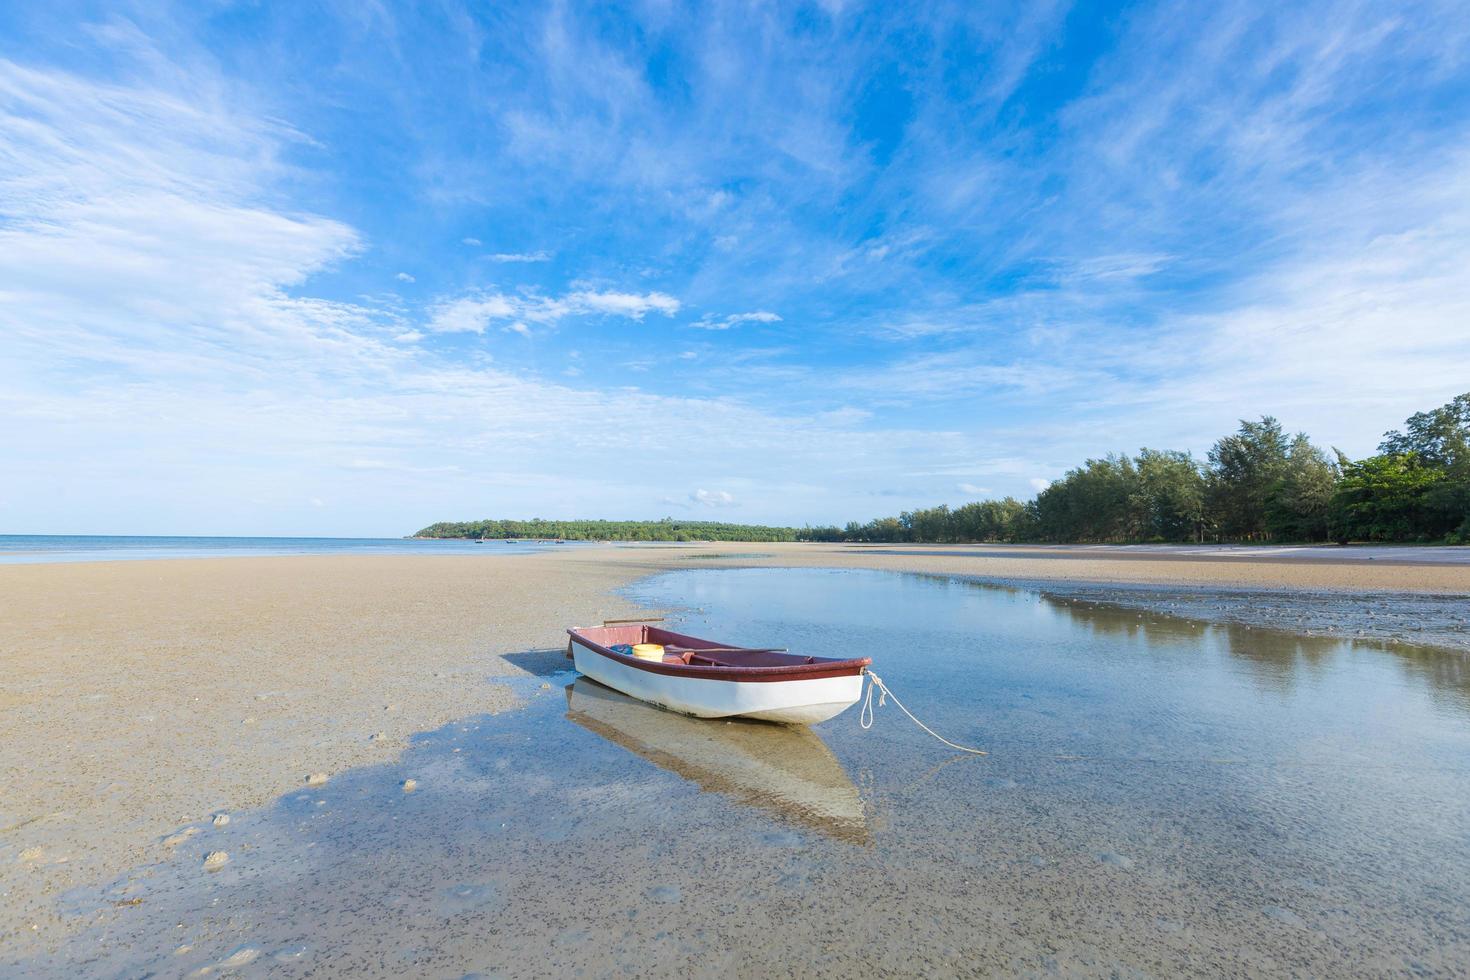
[564,677,867,841]
[566,622,870,724]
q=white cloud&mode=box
[957,483,991,496]
[1029,478,1052,492]
[1056,252,1170,283]
[0,59,387,380]
[692,310,782,331]
[395,272,416,282]
[816,407,872,425]
[487,250,551,263]
[690,488,736,507]
[425,289,680,335]
[461,237,481,246]
[824,145,1470,474]
[567,290,680,319]
[426,294,520,334]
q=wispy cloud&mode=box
[690,489,736,507]
[487,250,552,263]
[425,294,519,334]
[570,290,679,319]
[425,289,680,334]
[0,59,387,384]
[692,311,782,331]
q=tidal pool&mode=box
[18,568,1470,977]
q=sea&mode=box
[0,534,586,564]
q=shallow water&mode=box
[15,568,1470,977]
[1019,578,1470,654]
[870,543,1470,565]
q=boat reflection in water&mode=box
[564,677,869,844]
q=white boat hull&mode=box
[570,642,864,724]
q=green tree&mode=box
[1328,453,1447,542]
[1207,417,1291,540]
[1379,392,1470,539]
[952,497,1030,542]
[1131,449,1207,541]
[1380,393,1470,466]
[413,518,810,542]
[903,505,954,542]
[1032,454,1139,542]
[1263,435,1338,541]
[865,516,906,542]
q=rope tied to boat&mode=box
[859,671,988,756]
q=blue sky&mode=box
[2,1,1468,535]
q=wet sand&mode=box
[736,541,1470,590]
[0,552,653,954]
[2,541,1468,961]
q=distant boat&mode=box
[566,622,869,724]
[564,677,867,841]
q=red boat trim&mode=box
[567,627,870,684]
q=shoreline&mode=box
[3,542,1469,959]
[953,574,1470,656]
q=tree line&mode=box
[414,517,804,542]
[416,393,1468,546]
[805,392,1469,545]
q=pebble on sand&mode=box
[211,813,230,827]
[192,946,259,975]
[162,827,201,849]
[1262,905,1306,927]
[305,772,329,786]
[647,885,681,903]
[1096,851,1135,869]
[202,851,229,871]
[402,778,418,793]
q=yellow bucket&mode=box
[631,643,665,661]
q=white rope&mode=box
[859,671,988,756]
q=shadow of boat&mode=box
[564,677,869,844]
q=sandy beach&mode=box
[0,550,652,955]
[3,542,1469,959]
